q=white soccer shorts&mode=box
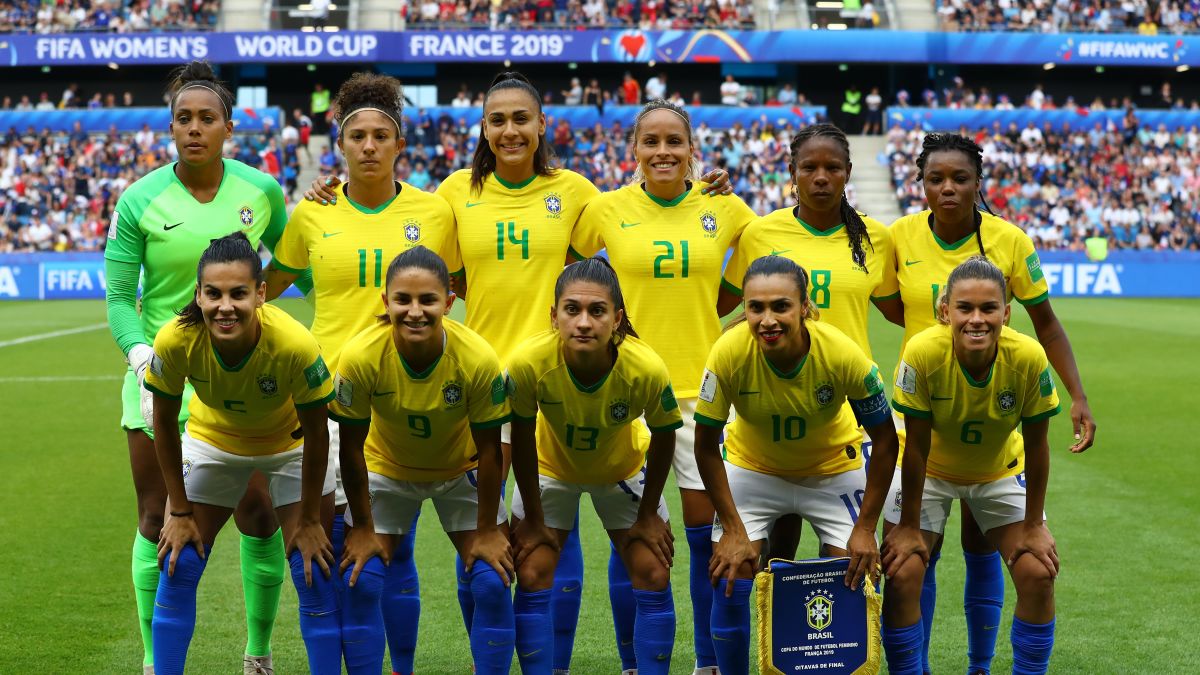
[882,469,1045,534]
[347,469,508,535]
[510,468,670,531]
[713,462,865,549]
[179,432,335,509]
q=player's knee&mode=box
[516,547,556,590]
[344,557,387,598]
[469,565,511,611]
[288,551,339,612]
[884,556,926,602]
[166,545,207,588]
[1011,556,1056,603]
[629,562,671,591]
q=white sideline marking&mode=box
[0,375,122,383]
[0,322,108,349]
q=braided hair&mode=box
[915,132,998,258]
[789,123,873,271]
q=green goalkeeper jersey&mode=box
[105,158,287,345]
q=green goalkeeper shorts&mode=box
[120,367,192,438]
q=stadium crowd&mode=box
[937,0,1200,34]
[404,0,756,29]
[886,117,1200,251]
[892,77,1200,112]
[0,0,219,32]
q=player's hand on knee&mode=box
[844,524,880,591]
[128,344,156,429]
[466,528,515,587]
[340,526,385,588]
[157,512,204,577]
[286,520,335,587]
[627,514,675,569]
[709,529,756,595]
[512,517,559,568]
[1008,523,1059,579]
[880,523,928,579]
[304,175,341,205]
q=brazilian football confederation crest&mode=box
[239,206,254,226]
[805,589,834,631]
[257,374,279,397]
[699,211,718,238]
[815,382,835,408]
[997,388,1017,414]
[544,192,563,218]
[404,219,422,243]
[610,399,630,422]
[443,381,464,407]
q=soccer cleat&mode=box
[621,670,638,675]
[243,654,274,675]
[693,666,720,674]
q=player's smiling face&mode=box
[551,281,623,358]
[170,88,232,167]
[339,110,403,185]
[941,277,1009,359]
[922,150,981,225]
[634,108,694,192]
[483,88,545,176]
[196,261,265,348]
[382,267,453,348]
[743,273,806,355]
[791,136,851,215]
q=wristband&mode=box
[170,510,194,518]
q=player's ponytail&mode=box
[376,246,450,324]
[629,99,702,186]
[178,231,263,327]
[167,60,234,122]
[936,255,1006,324]
[725,255,820,331]
[916,132,990,258]
[554,256,638,345]
[469,71,556,195]
[789,123,873,272]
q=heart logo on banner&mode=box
[620,34,645,58]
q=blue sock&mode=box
[288,549,342,675]
[686,525,718,669]
[632,587,675,675]
[331,512,346,561]
[552,513,584,671]
[709,578,752,675]
[456,551,475,636]
[468,564,515,675]
[514,587,553,674]
[919,549,940,675]
[964,551,1005,674]
[607,543,637,670]
[881,620,925,675]
[383,515,421,675]
[341,557,386,675]
[1011,617,1055,675]
[152,544,210,675]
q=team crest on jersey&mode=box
[805,589,834,631]
[181,458,193,480]
[403,219,422,243]
[238,206,254,226]
[443,381,464,407]
[699,211,718,238]
[609,399,631,422]
[997,388,1018,414]
[257,374,279,397]
[815,382,836,408]
[544,192,563,218]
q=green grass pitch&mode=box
[0,297,1194,673]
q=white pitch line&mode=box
[0,375,122,382]
[0,322,108,349]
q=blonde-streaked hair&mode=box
[628,99,702,186]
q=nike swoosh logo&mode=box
[656,653,668,661]
[399,586,417,594]
[620,639,633,646]
[163,222,183,231]
[466,201,486,208]
[373,391,394,396]
[905,259,922,266]
[738,390,760,395]
[323,231,342,238]
[539,399,563,405]
[560,585,579,592]
[519,649,543,658]
[931,395,952,401]
[983,624,999,631]
[713,634,731,642]
[487,640,509,647]
[770,248,791,255]
[620,221,640,228]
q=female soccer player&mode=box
[694,255,900,675]
[881,256,1061,675]
[570,98,756,675]
[265,71,457,675]
[508,257,682,675]
[720,122,903,563]
[331,247,514,675]
[144,232,339,675]
[105,60,298,675]
[889,132,1094,675]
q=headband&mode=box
[341,106,402,135]
[637,104,690,126]
[171,83,232,119]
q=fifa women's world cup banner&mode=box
[756,558,882,675]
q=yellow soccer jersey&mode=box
[329,318,510,482]
[891,324,1060,484]
[272,181,459,366]
[506,330,682,484]
[571,184,756,397]
[144,304,334,456]
[436,168,600,364]
[891,210,1050,351]
[694,321,890,478]
[723,209,898,357]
